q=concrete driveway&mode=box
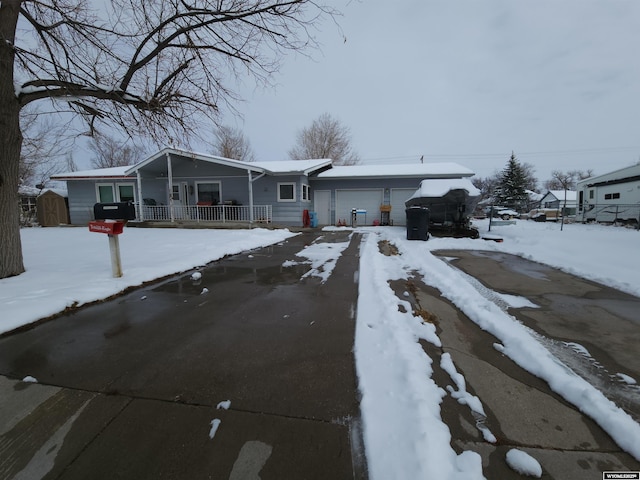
[1,233,639,480]
[0,230,366,480]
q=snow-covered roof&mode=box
[526,190,544,201]
[544,190,577,202]
[52,166,132,180]
[125,147,331,176]
[407,178,480,200]
[18,186,68,197]
[125,147,263,175]
[53,148,331,180]
[315,162,474,179]
[252,159,332,175]
[51,148,474,182]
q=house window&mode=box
[21,196,37,213]
[96,182,136,203]
[117,184,135,202]
[196,182,221,204]
[97,184,115,202]
[302,184,311,202]
[278,182,296,202]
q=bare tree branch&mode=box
[289,113,360,165]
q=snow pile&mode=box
[505,449,542,477]
[407,178,480,200]
[355,232,484,479]
[208,419,221,440]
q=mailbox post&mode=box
[90,202,136,278]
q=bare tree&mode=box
[289,113,360,165]
[64,152,78,173]
[0,0,336,278]
[213,125,255,162]
[89,134,144,168]
[544,169,594,191]
[520,162,539,192]
[471,174,500,203]
[19,110,69,187]
[546,169,593,231]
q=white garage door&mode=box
[390,188,417,226]
[336,189,384,226]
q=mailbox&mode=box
[89,221,124,235]
[94,202,136,221]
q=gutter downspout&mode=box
[248,169,266,226]
[167,152,174,222]
[136,170,144,222]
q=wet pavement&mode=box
[0,230,365,480]
[435,249,640,423]
[2,236,640,479]
[412,249,640,479]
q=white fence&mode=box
[141,204,272,224]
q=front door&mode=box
[171,182,189,206]
[314,190,331,225]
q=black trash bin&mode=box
[406,206,429,240]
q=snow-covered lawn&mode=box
[0,227,296,335]
[1,220,639,478]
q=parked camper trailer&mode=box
[576,164,640,225]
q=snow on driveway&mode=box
[2,220,640,478]
[355,221,640,479]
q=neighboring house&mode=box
[539,190,577,216]
[51,147,476,227]
[18,186,40,224]
[576,163,640,224]
[18,186,69,226]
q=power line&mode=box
[360,146,640,165]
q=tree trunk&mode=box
[0,0,25,278]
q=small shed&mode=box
[37,189,70,226]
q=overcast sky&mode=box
[214,0,640,184]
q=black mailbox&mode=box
[94,202,137,221]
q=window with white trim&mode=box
[278,182,296,202]
[302,184,311,202]
[96,182,136,203]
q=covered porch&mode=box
[127,148,270,225]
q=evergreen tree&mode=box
[495,152,529,210]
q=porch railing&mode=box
[140,204,272,224]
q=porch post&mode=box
[166,152,175,222]
[136,170,144,222]
[248,169,254,226]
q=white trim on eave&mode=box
[124,147,266,176]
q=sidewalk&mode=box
[0,231,366,480]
